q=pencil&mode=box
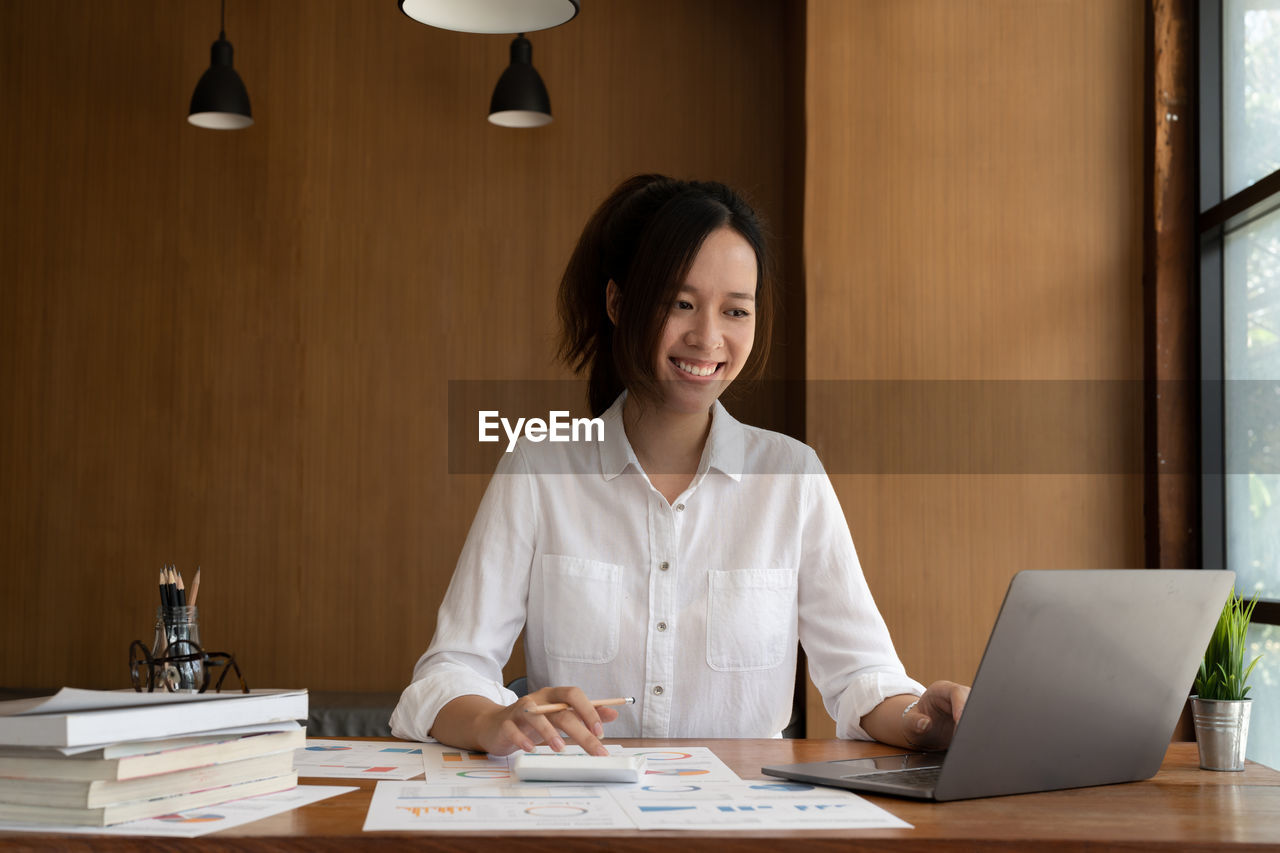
[176,570,186,606]
[189,566,201,607]
[525,697,636,715]
[158,568,170,608]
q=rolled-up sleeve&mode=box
[796,451,924,740]
[389,447,536,741]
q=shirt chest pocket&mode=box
[706,568,798,672]
[541,555,622,664]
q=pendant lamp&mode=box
[398,0,579,34]
[188,0,253,130]
[488,35,552,128]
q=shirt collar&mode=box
[598,392,745,482]
[599,393,638,480]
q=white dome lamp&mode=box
[398,0,579,34]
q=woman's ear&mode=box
[605,280,621,326]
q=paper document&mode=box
[612,779,913,830]
[420,744,736,785]
[0,688,300,717]
[296,739,427,780]
[364,743,910,832]
[365,783,634,831]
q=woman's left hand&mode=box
[900,680,970,751]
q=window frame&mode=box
[1199,0,1280,625]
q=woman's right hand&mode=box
[437,687,618,757]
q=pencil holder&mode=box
[150,605,204,693]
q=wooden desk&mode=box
[2,739,1278,851]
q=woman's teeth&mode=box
[674,359,718,377]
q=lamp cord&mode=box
[220,0,226,39]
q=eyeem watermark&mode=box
[479,410,605,453]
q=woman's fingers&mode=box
[903,681,972,750]
[518,687,611,756]
[517,696,567,750]
[559,686,607,739]
[548,710,609,756]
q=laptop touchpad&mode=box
[834,753,943,777]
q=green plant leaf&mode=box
[1197,589,1264,701]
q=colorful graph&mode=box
[305,745,352,751]
[750,782,814,792]
[642,784,701,793]
[634,751,692,761]
[524,805,588,817]
[156,812,225,823]
[456,769,510,779]
[645,768,709,776]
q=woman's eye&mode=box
[675,300,694,310]
[727,308,751,318]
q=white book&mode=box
[0,772,298,827]
[0,689,308,748]
[0,750,295,807]
[0,726,303,781]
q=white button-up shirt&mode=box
[390,394,923,741]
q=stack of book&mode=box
[0,688,307,827]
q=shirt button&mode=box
[657,621,667,632]
[652,685,665,696]
[675,503,685,512]
[659,561,670,571]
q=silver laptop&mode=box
[763,569,1234,801]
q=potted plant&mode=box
[1191,588,1262,771]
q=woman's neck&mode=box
[621,395,713,480]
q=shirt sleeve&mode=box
[389,446,536,742]
[795,450,924,740]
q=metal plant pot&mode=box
[1190,696,1252,771]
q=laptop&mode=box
[763,569,1234,801]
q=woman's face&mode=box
[651,226,758,416]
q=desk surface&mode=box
[2,739,1278,851]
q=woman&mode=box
[390,175,968,756]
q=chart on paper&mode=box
[421,744,737,785]
[612,779,913,830]
[295,739,426,780]
[364,784,634,831]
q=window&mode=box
[1201,0,1280,771]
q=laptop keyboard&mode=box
[846,765,943,790]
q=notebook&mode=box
[763,569,1235,801]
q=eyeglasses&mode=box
[128,639,249,694]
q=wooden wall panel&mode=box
[803,0,1146,735]
[0,0,791,692]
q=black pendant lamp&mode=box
[488,35,552,128]
[398,0,578,34]
[188,0,253,130]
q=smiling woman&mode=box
[558,175,774,419]
[390,174,970,758]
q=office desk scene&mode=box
[5,1,1280,851]
[1,737,1277,849]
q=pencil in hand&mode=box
[525,697,636,715]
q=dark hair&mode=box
[557,174,774,417]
